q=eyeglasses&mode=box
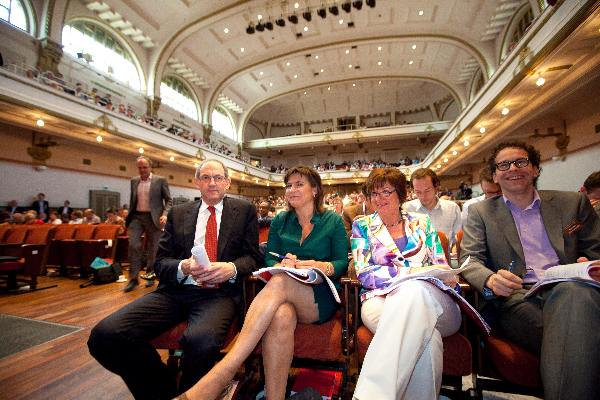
[495,157,530,171]
[370,189,396,199]
[199,174,226,183]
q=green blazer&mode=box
[460,190,600,302]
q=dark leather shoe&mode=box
[124,279,138,292]
[144,280,155,288]
[141,272,156,281]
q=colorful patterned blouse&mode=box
[351,211,447,301]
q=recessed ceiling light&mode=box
[436,164,442,169]
[294,2,299,9]
[304,91,307,95]
[327,86,331,90]
[377,46,382,51]
[139,147,145,154]
[339,19,344,24]
[345,49,350,54]
[443,158,448,163]
[320,68,324,73]
[536,76,546,86]
[501,107,510,115]
[169,156,175,161]
[36,118,44,127]
[303,26,308,32]
[269,82,273,87]
[463,139,470,147]
[409,60,414,65]
[348,64,353,68]
[314,55,319,59]
[352,83,356,87]
[452,150,458,155]
[257,14,263,20]
[96,135,103,142]
[259,71,263,76]
[240,47,245,52]
[223,28,229,34]
[412,44,417,50]
[286,61,291,66]
[293,74,298,78]
[479,127,486,134]
[377,61,382,66]
[378,80,382,84]
[418,10,424,16]
[194,162,199,168]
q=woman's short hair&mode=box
[284,165,325,213]
[366,168,408,204]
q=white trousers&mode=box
[353,280,461,400]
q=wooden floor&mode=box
[0,274,158,400]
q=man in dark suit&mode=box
[342,184,373,237]
[124,156,172,291]
[4,200,22,219]
[30,193,50,221]
[88,159,261,399]
[56,200,73,217]
[461,141,600,400]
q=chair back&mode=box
[258,226,270,244]
[437,231,451,264]
[0,225,11,242]
[25,226,55,244]
[3,225,28,244]
[53,224,77,240]
[455,230,464,261]
[92,224,121,240]
[73,224,96,240]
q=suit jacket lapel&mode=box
[218,197,238,260]
[494,199,526,266]
[539,191,565,259]
[184,201,201,253]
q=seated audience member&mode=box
[60,213,70,224]
[351,168,461,400]
[342,184,374,238]
[330,194,344,217]
[257,201,272,228]
[581,170,600,216]
[48,211,62,225]
[183,165,348,400]
[118,207,129,220]
[24,210,44,225]
[88,160,261,399]
[69,210,83,224]
[0,211,10,224]
[105,208,125,234]
[83,209,101,224]
[403,168,461,247]
[57,200,73,217]
[461,141,600,400]
[461,167,502,227]
[11,212,25,224]
[5,200,21,218]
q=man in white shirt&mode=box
[403,168,461,246]
[461,167,502,227]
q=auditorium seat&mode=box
[0,225,29,256]
[58,224,96,277]
[79,224,121,277]
[0,225,11,242]
[455,230,464,261]
[437,230,451,264]
[45,224,77,273]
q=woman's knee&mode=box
[269,302,297,333]
[263,273,293,296]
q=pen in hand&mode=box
[269,251,288,260]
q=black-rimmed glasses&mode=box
[495,158,529,171]
[370,189,396,199]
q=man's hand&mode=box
[191,262,235,284]
[486,269,523,297]
[159,215,167,227]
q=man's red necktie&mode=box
[205,206,218,262]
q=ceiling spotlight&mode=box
[412,44,417,50]
[36,118,44,127]
[139,147,145,154]
[452,150,458,156]
[294,2,299,8]
[327,86,331,90]
[286,61,291,66]
[317,8,326,18]
[342,2,352,13]
[409,60,414,65]
[437,164,442,169]
[536,76,546,86]
[463,139,470,147]
[501,107,510,115]
[257,14,263,20]
[377,46,382,51]
[329,5,339,15]
[169,156,175,161]
[418,10,424,16]
[275,17,285,27]
[259,71,263,76]
[345,49,350,54]
[96,135,103,142]
[479,127,486,134]
[353,1,363,10]
[352,83,356,87]
[246,24,255,34]
[366,0,376,7]
[320,68,324,73]
[443,158,448,163]
[338,19,344,24]
[288,14,298,24]
[256,22,265,31]
[378,80,382,84]
[265,21,273,30]
[269,82,273,87]
[348,64,353,68]
[293,74,298,79]
[223,28,229,34]
[303,11,312,22]
[240,47,245,52]
[377,61,382,66]
[303,26,308,32]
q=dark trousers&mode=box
[496,282,600,400]
[88,286,236,400]
[127,212,161,279]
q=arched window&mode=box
[500,5,535,62]
[212,106,236,141]
[0,0,33,33]
[62,21,141,91]
[160,76,199,121]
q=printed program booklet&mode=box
[524,260,600,299]
[253,266,340,303]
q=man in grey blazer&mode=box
[461,141,600,400]
[125,156,172,291]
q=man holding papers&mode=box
[88,159,261,399]
[461,141,600,400]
